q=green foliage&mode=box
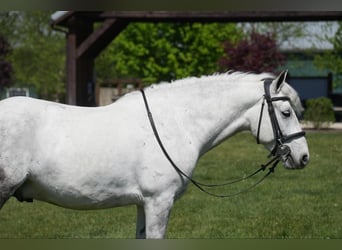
[95,23,243,85]
[314,22,342,90]
[240,22,309,49]
[0,11,65,101]
[0,132,341,238]
[304,97,335,129]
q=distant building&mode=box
[0,86,37,100]
[97,79,142,106]
[282,49,342,121]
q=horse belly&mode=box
[20,149,144,209]
[30,136,145,209]
[16,176,143,210]
[21,104,146,209]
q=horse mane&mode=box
[150,71,275,88]
[147,71,304,115]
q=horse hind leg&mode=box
[0,168,12,209]
[0,189,11,209]
[0,168,29,209]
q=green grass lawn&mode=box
[0,131,341,239]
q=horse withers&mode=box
[0,71,309,238]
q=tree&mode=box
[314,22,342,89]
[0,11,65,101]
[96,22,243,85]
[0,35,13,88]
[217,31,285,73]
[240,22,309,50]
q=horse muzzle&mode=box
[275,143,309,169]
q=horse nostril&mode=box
[301,154,309,166]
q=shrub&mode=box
[217,31,285,73]
[304,97,335,129]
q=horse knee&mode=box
[144,196,174,239]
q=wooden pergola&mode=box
[50,11,342,106]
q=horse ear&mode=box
[272,70,288,93]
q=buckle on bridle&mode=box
[275,144,291,161]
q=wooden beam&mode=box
[99,11,342,22]
[55,10,342,106]
[53,11,342,28]
[77,18,129,59]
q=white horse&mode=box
[0,71,309,238]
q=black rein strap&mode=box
[140,88,281,198]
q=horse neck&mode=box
[147,77,264,156]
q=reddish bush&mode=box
[218,32,285,73]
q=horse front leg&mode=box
[143,195,174,239]
[136,204,146,239]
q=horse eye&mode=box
[281,110,291,118]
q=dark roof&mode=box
[51,11,342,27]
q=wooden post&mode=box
[66,17,95,106]
[65,17,128,106]
[66,21,77,105]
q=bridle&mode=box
[140,78,306,198]
[256,78,306,161]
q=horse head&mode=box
[250,70,309,169]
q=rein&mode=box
[140,79,305,198]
